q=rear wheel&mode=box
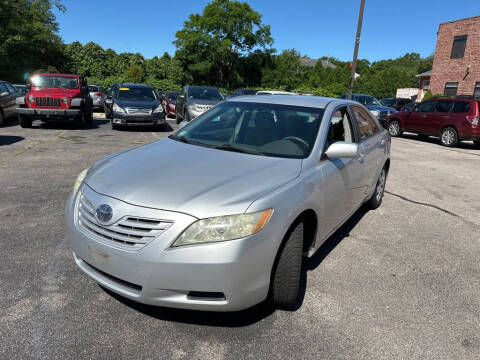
[473,139,480,147]
[271,221,303,310]
[440,127,458,147]
[388,120,402,137]
[18,114,32,128]
[86,106,93,125]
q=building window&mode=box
[451,35,467,59]
[474,82,480,98]
[422,80,430,90]
[444,82,458,96]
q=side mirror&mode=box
[325,142,359,159]
[105,97,113,105]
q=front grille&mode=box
[77,192,173,250]
[379,111,388,121]
[125,108,151,115]
[35,97,61,108]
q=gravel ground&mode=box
[0,113,479,359]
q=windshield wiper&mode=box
[213,143,265,156]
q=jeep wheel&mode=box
[271,221,303,310]
[86,107,93,125]
[18,114,32,128]
[74,111,86,129]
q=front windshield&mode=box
[354,95,382,106]
[31,75,79,89]
[172,101,324,159]
[117,87,156,100]
[189,88,223,101]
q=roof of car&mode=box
[120,83,152,88]
[227,95,354,108]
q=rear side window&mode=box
[352,106,379,141]
[452,101,470,113]
[435,101,453,113]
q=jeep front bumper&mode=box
[17,108,81,118]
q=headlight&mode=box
[172,209,273,247]
[73,168,88,195]
[153,104,164,113]
[370,110,379,117]
[28,95,34,103]
[62,97,69,105]
[113,103,125,113]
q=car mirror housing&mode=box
[105,97,113,104]
[325,142,359,159]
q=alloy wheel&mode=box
[441,129,455,145]
[375,169,386,202]
[388,121,400,136]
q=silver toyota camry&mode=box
[66,95,390,311]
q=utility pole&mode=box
[348,0,365,100]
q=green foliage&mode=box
[422,90,433,100]
[174,0,273,88]
[123,65,144,83]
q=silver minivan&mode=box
[66,95,390,311]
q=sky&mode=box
[54,0,480,62]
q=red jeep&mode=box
[16,73,93,128]
[386,97,480,147]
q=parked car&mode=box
[401,102,416,112]
[162,90,180,118]
[88,84,104,110]
[103,82,165,130]
[66,95,390,311]
[0,80,22,126]
[340,94,396,128]
[386,97,480,147]
[256,90,297,95]
[155,90,165,103]
[16,73,93,128]
[175,85,224,124]
[13,84,28,96]
[233,88,258,96]
[380,97,412,111]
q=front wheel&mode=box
[74,111,86,129]
[440,127,458,147]
[18,114,32,128]
[0,109,4,126]
[472,139,480,147]
[366,167,387,210]
[271,221,303,310]
[388,120,402,137]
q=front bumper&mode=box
[113,112,165,126]
[66,185,273,311]
[17,107,81,118]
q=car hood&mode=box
[115,99,160,108]
[85,138,302,219]
[367,104,396,112]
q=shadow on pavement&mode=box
[400,133,479,150]
[0,135,24,146]
[31,119,109,130]
[101,206,370,324]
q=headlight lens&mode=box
[62,96,69,105]
[73,168,88,195]
[28,95,34,103]
[113,103,125,113]
[172,209,273,247]
[370,110,379,117]
[153,104,164,113]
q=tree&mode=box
[174,0,273,88]
[123,65,144,83]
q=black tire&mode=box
[18,114,32,128]
[74,110,86,129]
[366,167,387,210]
[86,106,93,125]
[0,109,4,126]
[440,127,458,147]
[111,120,118,130]
[271,221,303,310]
[388,120,402,137]
[473,139,480,147]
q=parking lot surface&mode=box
[1,115,479,359]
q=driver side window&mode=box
[326,107,354,147]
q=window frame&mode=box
[350,105,380,142]
[474,82,480,98]
[450,35,467,59]
[324,105,356,151]
[434,100,454,113]
[444,82,459,97]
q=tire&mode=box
[366,167,387,210]
[388,120,402,137]
[0,109,4,126]
[271,221,303,310]
[473,139,480,147]
[440,127,458,147]
[18,114,32,128]
[74,110,86,129]
[86,106,93,125]
[111,120,118,130]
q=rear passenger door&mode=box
[431,100,454,135]
[351,105,384,206]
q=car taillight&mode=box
[95,93,101,96]
[466,115,479,126]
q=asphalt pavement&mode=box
[0,113,479,359]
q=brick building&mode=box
[430,15,480,97]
